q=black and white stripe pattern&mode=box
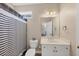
[0,13,17,56]
[0,13,27,56]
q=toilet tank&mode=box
[30,39,38,48]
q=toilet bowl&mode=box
[25,49,35,56]
[25,39,38,56]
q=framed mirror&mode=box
[41,18,53,36]
[40,16,59,38]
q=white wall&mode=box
[76,4,79,55]
[14,4,60,49]
[60,4,76,55]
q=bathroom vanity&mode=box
[41,37,70,56]
[40,12,70,56]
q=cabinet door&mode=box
[42,45,52,56]
[62,45,70,56]
[56,45,70,56]
[42,44,56,56]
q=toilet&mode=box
[25,39,38,56]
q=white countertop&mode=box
[40,37,70,45]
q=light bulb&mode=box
[50,12,53,15]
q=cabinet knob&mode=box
[43,46,45,48]
[53,50,58,52]
[55,50,58,52]
[54,47,56,49]
[66,48,68,50]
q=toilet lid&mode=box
[25,49,35,56]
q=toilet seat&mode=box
[25,49,35,56]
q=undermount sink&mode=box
[48,39,64,42]
[41,37,70,45]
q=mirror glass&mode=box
[41,18,53,36]
[41,16,59,38]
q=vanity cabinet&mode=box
[42,44,70,56]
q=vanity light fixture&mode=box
[41,10,56,18]
[49,11,56,15]
[45,10,56,17]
